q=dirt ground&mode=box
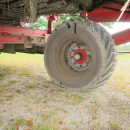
[0,53,130,130]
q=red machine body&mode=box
[0,2,130,50]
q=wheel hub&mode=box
[67,43,91,72]
[74,54,81,61]
[74,49,88,64]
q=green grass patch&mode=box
[0,82,11,87]
[9,80,17,84]
[0,73,4,77]
[0,118,3,126]
[109,120,121,130]
[44,86,50,88]
[0,53,44,78]
[107,55,130,96]
[4,117,28,130]
[26,84,36,88]
[7,95,13,98]
[117,54,130,59]
[15,89,22,94]
[15,89,27,94]
[33,123,53,130]
[0,86,8,92]
[71,95,85,103]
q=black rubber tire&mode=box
[44,19,117,91]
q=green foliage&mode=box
[116,44,130,51]
[25,14,113,29]
[24,16,48,30]
[54,14,82,28]
[25,14,82,30]
[102,22,114,28]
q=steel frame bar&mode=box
[46,15,60,33]
[112,28,130,46]
[0,24,48,36]
[0,15,60,50]
[118,51,130,54]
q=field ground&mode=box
[0,53,130,130]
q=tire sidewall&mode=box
[44,21,105,90]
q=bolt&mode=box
[88,54,91,57]
[78,46,80,48]
[72,50,75,52]
[71,56,73,58]
[74,62,76,65]
[80,65,82,67]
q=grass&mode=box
[4,117,28,130]
[0,53,130,129]
[9,80,17,84]
[92,120,101,130]
[0,73,4,77]
[41,113,53,121]
[44,86,50,88]
[4,116,55,130]
[26,84,36,88]
[15,89,22,94]
[0,86,8,92]
[7,95,13,98]
[33,123,53,130]
[0,82,11,87]
[34,97,42,102]
[107,54,130,96]
[0,53,44,79]
[0,82,11,96]
[109,120,121,130]
[15,89,27,94]
[0,118,3,126]
[69,94,85,104]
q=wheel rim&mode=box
[67,43,91,72]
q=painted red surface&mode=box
[1,2,130,49]
[88,2,130,22]
[112,28,130,46]
[74,49,88,64]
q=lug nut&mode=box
[88,54,91,57]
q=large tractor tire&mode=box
[44,19,117,91]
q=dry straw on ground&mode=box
[0,53,130,130]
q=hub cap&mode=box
[67,43,91,72]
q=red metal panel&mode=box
[0,25,48,36]
[82,12,87,19]
[88,2,130,22]
[88,10,130,22]
[112,28,130,46]
[0,44,4,49]
[0,35,27,43]
[0,15,58,47]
